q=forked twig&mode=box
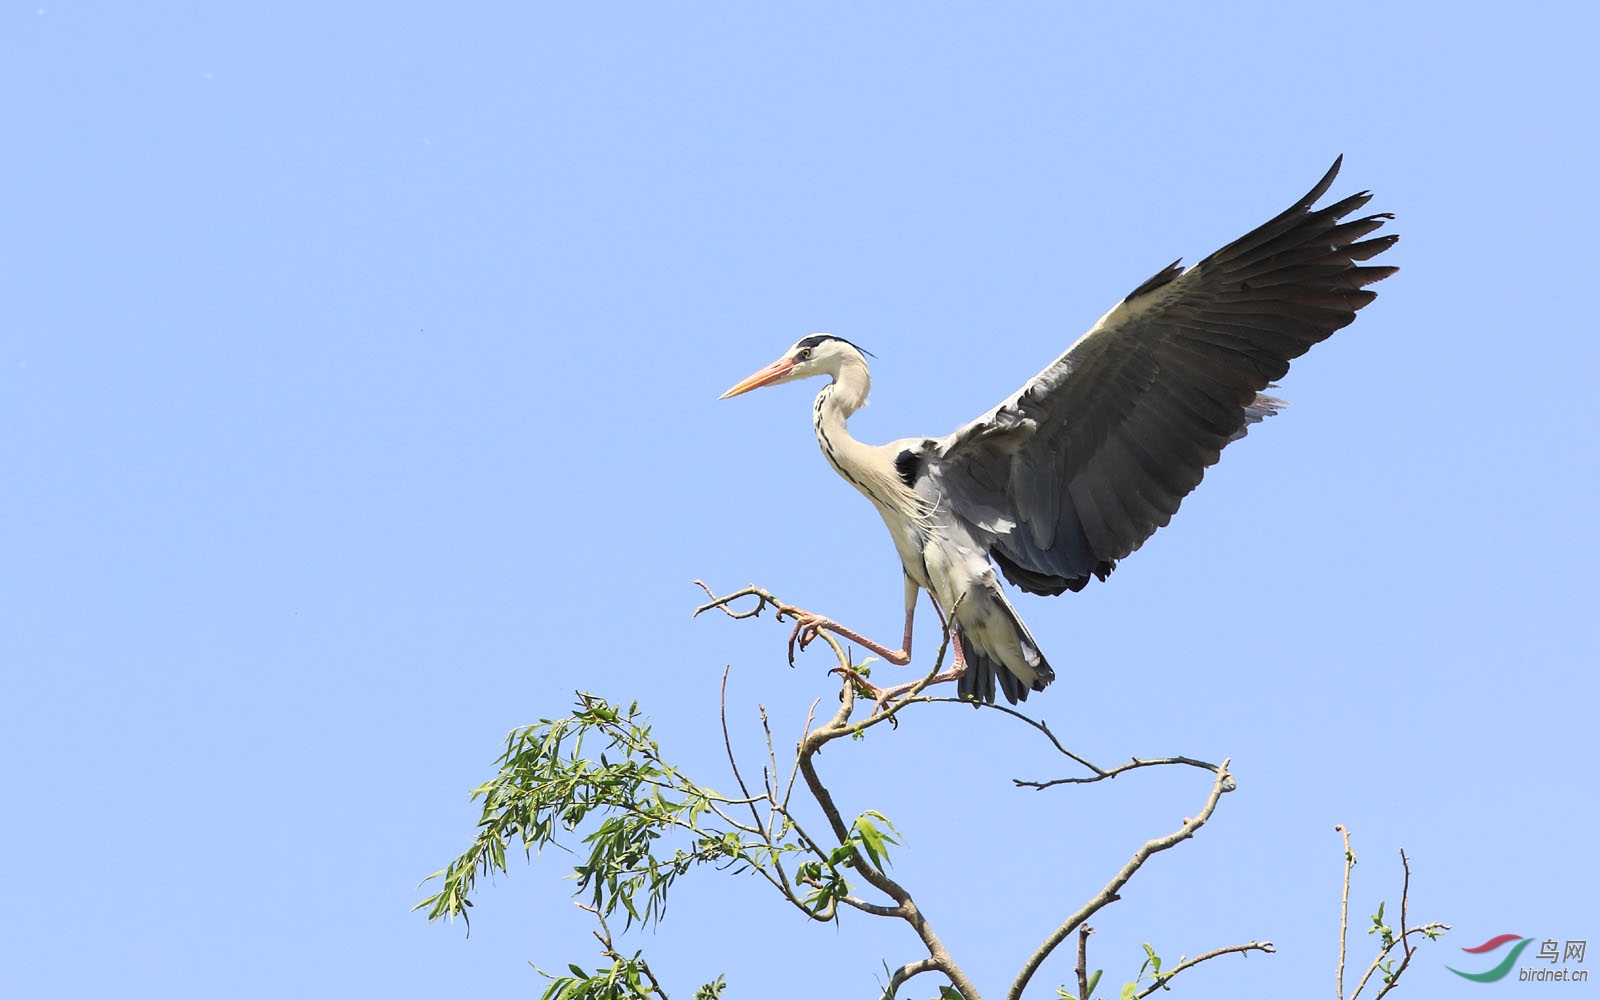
[1005,761,1237,1000]
[693,580,780,621]
[1135,940,1276,998]
[1014,753,1221,789]
[1336,828,1448,1000]
[574,901,672,1000]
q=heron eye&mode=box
[799,348,813,360]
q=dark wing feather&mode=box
[930,157,1396,596]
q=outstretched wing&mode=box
[929,157,1397,595]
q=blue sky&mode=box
[4,3,1596,997]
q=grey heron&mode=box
[720,158,1395,706]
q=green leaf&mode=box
[1142,942,1160,974]
[851,810,901,871]
[1085,969,1103,997]
[855,818,887,869]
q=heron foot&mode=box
[777,609,832,664]
[826,665,898,715]
[775,607,914,669]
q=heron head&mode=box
[719,334,869,399]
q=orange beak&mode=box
[719,356,797,399]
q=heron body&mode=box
[806,347,1054,703]
[721,158,1396,705]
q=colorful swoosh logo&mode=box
[1448,934,1533,982]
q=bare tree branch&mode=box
[799,720,944,933]
[1336,823,1354,1000]
[788,620,982,999]
[1353,855,1448,1000]
[759,704,780,821]
[1334,828,1449,1000]
[692,580,780,620]
[692,580,1264,1000]
[1398,848,1411,958]
[1006,761,1235,1000]
[921,699,1106,773]
[782,698,820,813]
[1353,925,1449,1000]
[1013,754,1222,789]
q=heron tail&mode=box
[955,595,1055,705]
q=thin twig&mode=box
[1398,849,1411,959]
[576,901,671,999]
[1353,924,1450,1000]
[927,700,1104,774]
[760,705,781,817]
[1336,824,1354,1000]
[1355,849,1446,1000]
[1006,761,1235,1000]
[626,773,768,809]
[718,667,766,834]
[915,699,1220,786]
[782,698,820,814]
[692,580,778,620]
[1014,754,1221,789]
[592,793,801,906]
[1135,941,1276,998]
[694,580,854,668]
[1075,926,1094,1000]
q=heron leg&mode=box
[782,574,918,667]
[860,630,969,710]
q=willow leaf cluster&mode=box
[415,693,863,932]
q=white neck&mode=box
[810,356,922,517]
